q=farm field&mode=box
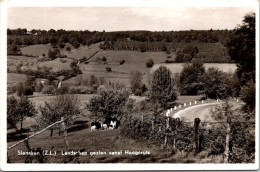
[7,73,28,84]
[12,42,237,89]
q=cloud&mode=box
[7,7,255,31]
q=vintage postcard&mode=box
[0,0,259,171]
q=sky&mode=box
[7,7,255,31]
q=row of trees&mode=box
[7,28,233,55]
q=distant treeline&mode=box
[7,28,234,62]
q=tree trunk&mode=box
[20,119,23,131]
[50,128,54,137]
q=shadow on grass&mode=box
[7,133,27,142]
[67,123,89,133]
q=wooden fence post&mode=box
[152,115,155,131]
[224,117,231,163]
[166,117,169,129]
[61,117,69,151]
[193,118,201,154]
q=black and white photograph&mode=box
[0,0,259,170]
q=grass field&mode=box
[7,73,28,84]
[16,42,237,88]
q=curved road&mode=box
[172,102,223,122]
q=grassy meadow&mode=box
[7,42,238,163]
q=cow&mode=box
[103,117,120,130]
[102,123,108,130]
[90,122,101,131]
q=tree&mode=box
[146,59,154,68]
[240,80,255,112]
[48,49,60,60]
[16,82,34,97]
[38,94,81,137]
[8,96,37,131]
[7,96,19,130]
[227,12,255,112]
[106,67,112,72]
[129,71,143,95]
[66,46,71,52]
[86,82,130,121]
[179,58,205,95]
[202,67,231,99]
[227,12,255,86]
[149,66,177,109]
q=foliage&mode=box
[240,80,255,112]
[86,82,130,121]
[226,13,255,112]
[106,66,112,72]
[7,96,37,130]
[66,46,71,52]
[227,12,255,86]
[37,94,81,136]
[149,66,177,109]
[102,56,107,62]
[119,60,125,65]
[42,85,56,95]
[146,59,154,68]
[47,49,61,60]
[16,82,34,97]
[202,67,231,99]
[179,58,205,95]
[129,71,144,95]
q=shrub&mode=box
[55,86,69,95]
[60,59,67,63]
[146,59,154,68]
[102,56,107,62]
[120,60,125,65]
[59,43,65,48]
[42,85,56,95]
[165,50,171,54]
[106,66,112,72]
[66,46,71,52]
[165,60,174,63]
[48,49,60,60]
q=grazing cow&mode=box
[91,125,96,131]
[103,117,120,130]
[90,122,101,131]
[102,124,108,130]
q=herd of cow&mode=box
[90,117,120,131]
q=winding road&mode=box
[171,102,223,122]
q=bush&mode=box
[55,86,69,95]
[102,57,107,62]
[42,85,56,95]
[66,46,71,52]
[146,59,154,68]
[59,43,65,48]
[165,60,174,63]
[120,60,125,65]
[48,49,60,60]
[106,66,112,72]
